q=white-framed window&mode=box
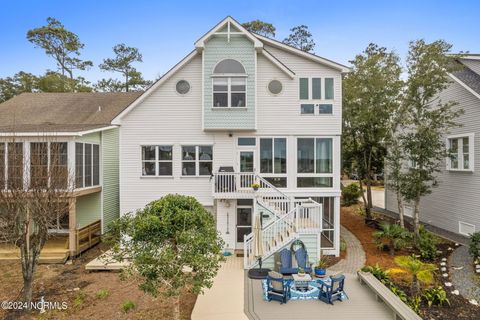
[141,145,173,176]
[30,142,68,189]
[296,137,333,188]
[259,138,287,188]
[212,59,247,108]
[447,133,474,171]
[299,77,335,101]
[182,145,213,176]
[75,142,100,188]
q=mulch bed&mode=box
[341,203,479,319]
[0,243,197,320]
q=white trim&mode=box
[460,55,480,61]
[458,221,476,236]
[0,125,118,137]
[254,34,351,73]
[100,132,104,233]
[194,16,263,50]
[261,50,295,79]
[446,133,474,172]
[112,50,199,124]
[448,73,480,101]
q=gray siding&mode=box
[386,79,480,235]
[461,59,480,76]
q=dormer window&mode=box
[212,59,246,108]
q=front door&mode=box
[236,205,253,249]
[238,150,255,188]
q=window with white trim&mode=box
[447,134,474,171]
[182,146,213,176]
[141,145,173,176]
[212,59,246,108]
[260,138,287,187]
[297,138,333,188]
[75,142,100,188]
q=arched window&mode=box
[212,59,246,108]
[213,59,246,74]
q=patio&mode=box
[245,273,393,319]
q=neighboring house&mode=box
[0,92,140,260]
[112,17,349,268]
[385,55,480,238]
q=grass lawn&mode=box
[0,243,196,320]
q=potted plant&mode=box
[251,183,260,191]
[298,267,305,277]
[314,258,328,277]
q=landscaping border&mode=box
[357,271,422,320]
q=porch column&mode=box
[334,196,341,257]
[68,197,77,257]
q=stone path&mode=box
[449,245,480,302]
[329,226,366,274]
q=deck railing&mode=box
[76,220,101,254]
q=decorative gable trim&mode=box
[194,16,263,51]
[112,50,198,124]
[254,34,351,73]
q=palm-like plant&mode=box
[394,255,437,295]
[373,222,411,256]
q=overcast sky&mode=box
[1,0,478,82]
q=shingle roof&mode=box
[452,64,480,96]
[0,92,142,133]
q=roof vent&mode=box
[97,106,102,112]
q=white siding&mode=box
[386,79,480,235]
[119,42,343,217]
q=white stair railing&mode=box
[243,199,323,269]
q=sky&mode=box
[0,0,478,83]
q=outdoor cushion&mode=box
[268,271,284,292]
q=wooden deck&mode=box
[0,235,69,264]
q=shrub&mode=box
[407,295,422,314]
[422,287,450,307]
[395,255,437,295]
[95,289,110,299]
[416,225,439,261]
[122,300,136,313]
[341,183,362,206]
[361,264,391,283]
[340,239,347,252]
[74,290,87,307]
[374,223,412,255]
[469,232,480,260]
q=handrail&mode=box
[253,173,291,200]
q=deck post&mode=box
[68,197,77,257]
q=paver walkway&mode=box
[329,226,366,274]
[192,255,248,320]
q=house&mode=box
[112,16,349,268]
[385,54,480,238]
[0,92,141,262]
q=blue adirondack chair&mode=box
[278,249,297,274]
[318,274,348,305]
[295,247,312,273]
[266,272,291,304]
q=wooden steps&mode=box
[0,236,70,264]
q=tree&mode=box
[0,72,39,102]
[37,71,92,93]
[0,140,74,310]
[343,44,403,220]
[27,17,93,80]
[94,78,124,92]
[394,255,437,295]
[108,194,224,320]
[283,25,315,52]
[242,20,276,38]
[99,43,149,92]
[397,40,462,240]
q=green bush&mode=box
[416,225,439,261]
[407,295,421,314]
[469,232,480,260]
[422,287,450,307]
[342,183,362,206]
[361,264,391,284]
[95,289,110,299]
[122,300,136,313]
[374,223,412,256]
